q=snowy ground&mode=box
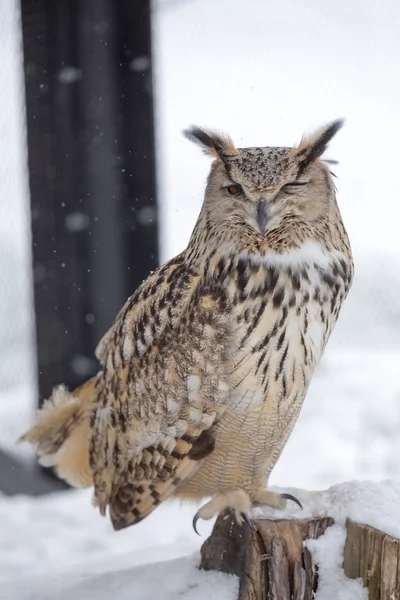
[2,0,400,598]
[3,480,400,599]
[0,489,237,600]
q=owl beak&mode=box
[256,202,268,234]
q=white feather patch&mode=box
[307,320,325,353]
[136,338,146,355]
[166,397,180,415]
[225,241,345,271]
[187,375,201,403]
[122,335,133,360]
[187,374,201,392]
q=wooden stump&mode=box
[200,512,334,600]
[343,518,400,600]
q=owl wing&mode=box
[95,252,186,367]
[91,254,231,530]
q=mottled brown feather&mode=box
[90,261,233,528]
[20,121,353,531]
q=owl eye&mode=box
[282,181,309,194]
[225,184,243,196]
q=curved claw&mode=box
[192,512,201,536]
[240,512,257,533]
[280,492,303,510]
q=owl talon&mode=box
[240,511,257,532]
[280,492,302,509]
[192,512,201,536]
[192,490,252,535]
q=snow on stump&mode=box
[200,509,400,599]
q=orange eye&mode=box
[226,184,242,196]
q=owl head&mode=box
[184,121,343,245]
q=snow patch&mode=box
[9,554,238,600]
[305,525,367,600]
[254,480,400,539]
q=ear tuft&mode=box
[295,119,344,172]
[183,126,236,159]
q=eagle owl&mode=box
[21,120,353,532]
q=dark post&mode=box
[116,0,159,294]
[20,0,159,407]
[77,0,126,344]
[14,0,158,495]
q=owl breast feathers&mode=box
[20,120,353,531]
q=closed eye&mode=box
[281,181,309,194]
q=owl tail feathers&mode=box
[108,455,199,531]
[18,377,98,488]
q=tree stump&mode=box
[200,512,334,600]
[343,518,400,600]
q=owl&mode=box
[21,120,353,533]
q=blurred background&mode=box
[1,0,400,593]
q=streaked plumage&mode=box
[21,120,353,531]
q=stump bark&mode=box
[200,512,334,600]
